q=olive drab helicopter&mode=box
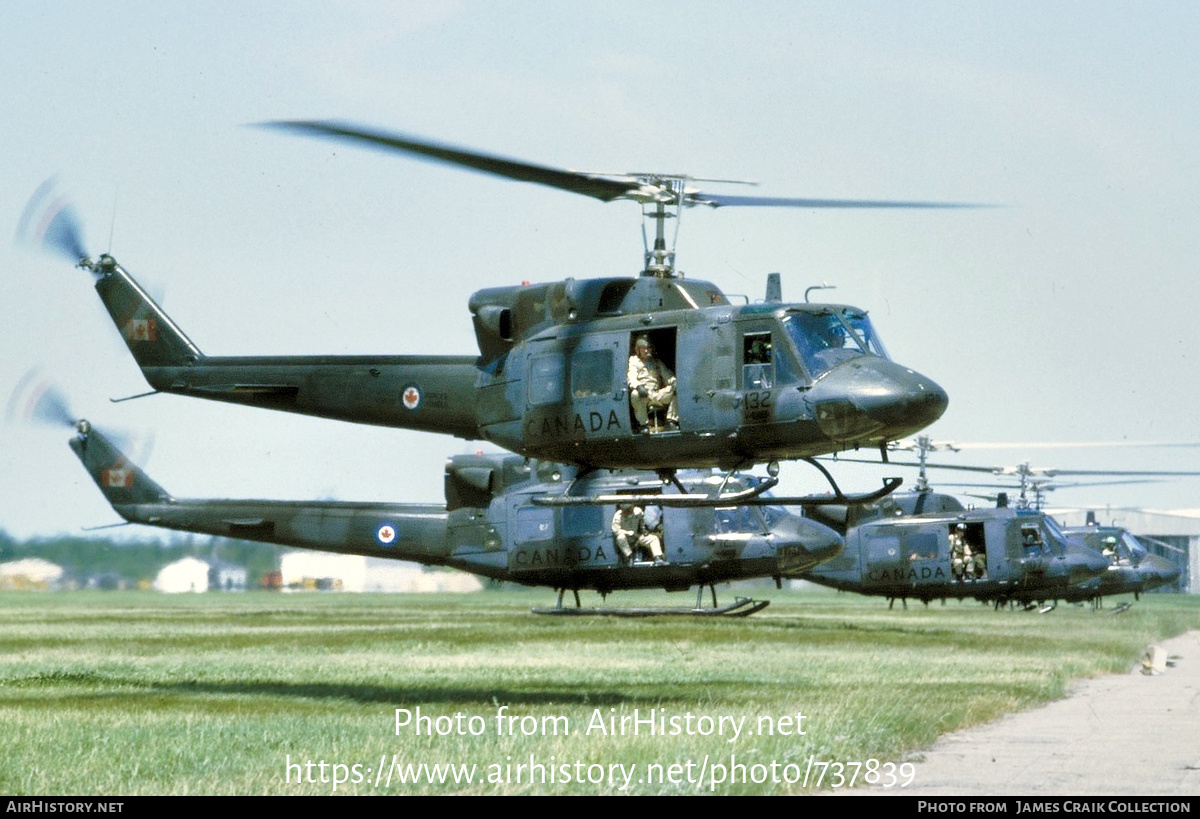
[800,436,1198,610]
[798,483,1112,610]
[1057,515,1182,609]
[24,121,967,490]
[66,415,853,615]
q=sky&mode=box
[1,1,1198,539]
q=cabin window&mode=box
[515,507,553,543]
[571,349,614,398]
[904,531,938,561]
[528,354,565,405]
[866,532,902,564]
[1116,531,1147,563]
[1024,516,1070,558]
[562,506,603,537]
[1020,525,1045,556]
[742,332,774,389]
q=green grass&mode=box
[1,587,1197,795]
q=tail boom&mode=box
[69,423,477,573]
[91,256,481,437]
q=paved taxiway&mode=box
[842,630,1200,796]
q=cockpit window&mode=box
[1038,516,1070,557]
[783,313,864,378]
[840,310,890,359]
[1104,531,1147,564]
[1122,532,1148,562]
[782,310,891,379]
[713,506,766,534]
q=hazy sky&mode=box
[2,1,1198,539]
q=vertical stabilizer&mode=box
[92,256,203,368]
[69,422,171,507]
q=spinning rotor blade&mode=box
[7,370,76,429]
[907,440,1200,451]
[7,371,155,464]
[15,381,76,430]
[841,458,1200,479]
[938,478,1165,492]
[263,120,988,211]
[701,194,983,209]
[17,178,88,263]
[263,120,636,202]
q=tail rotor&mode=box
[17,177,91,267]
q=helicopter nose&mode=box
[1061,544,1112,583]
[771,516,843,575]
[1141,554,1181,590]
[808,358,948,442]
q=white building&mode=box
[0,558,64,590]
[154,557,211,593]
[279,552,483,593]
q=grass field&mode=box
[2,586,1197,795]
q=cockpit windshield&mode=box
[1122,532,1148,562]
[840,309,889,359]
[1040,516,1070,557]
[782,309,889,379]
[1104,531,1148,564]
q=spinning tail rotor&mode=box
[17,178,90,266]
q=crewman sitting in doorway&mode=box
[612,503,667,566]
[627,336,678,432]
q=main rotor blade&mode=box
[916,440,1200,450]
[263,120,637,202]
[701,193,987,209]
[827,456,1200,480]
[265,120,992,212]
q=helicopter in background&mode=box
[25,121,970,484]
[799,489,1110,610]
[800,436,1196,609]
[67,417,859,615]
[1057,514,1182,608]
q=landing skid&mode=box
[532,584,770,617]
[535,457,903,511]
[532,596,769,617]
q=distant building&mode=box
[279,552,483,593]
[154,557,211,593]
[0,558,64,591]
[208,560,247,592]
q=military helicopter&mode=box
[799,488,1111,610]
[26,122,965,485]
[799,437,1197,609]
[66,416,860,615]
[1056,514,1182,609]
